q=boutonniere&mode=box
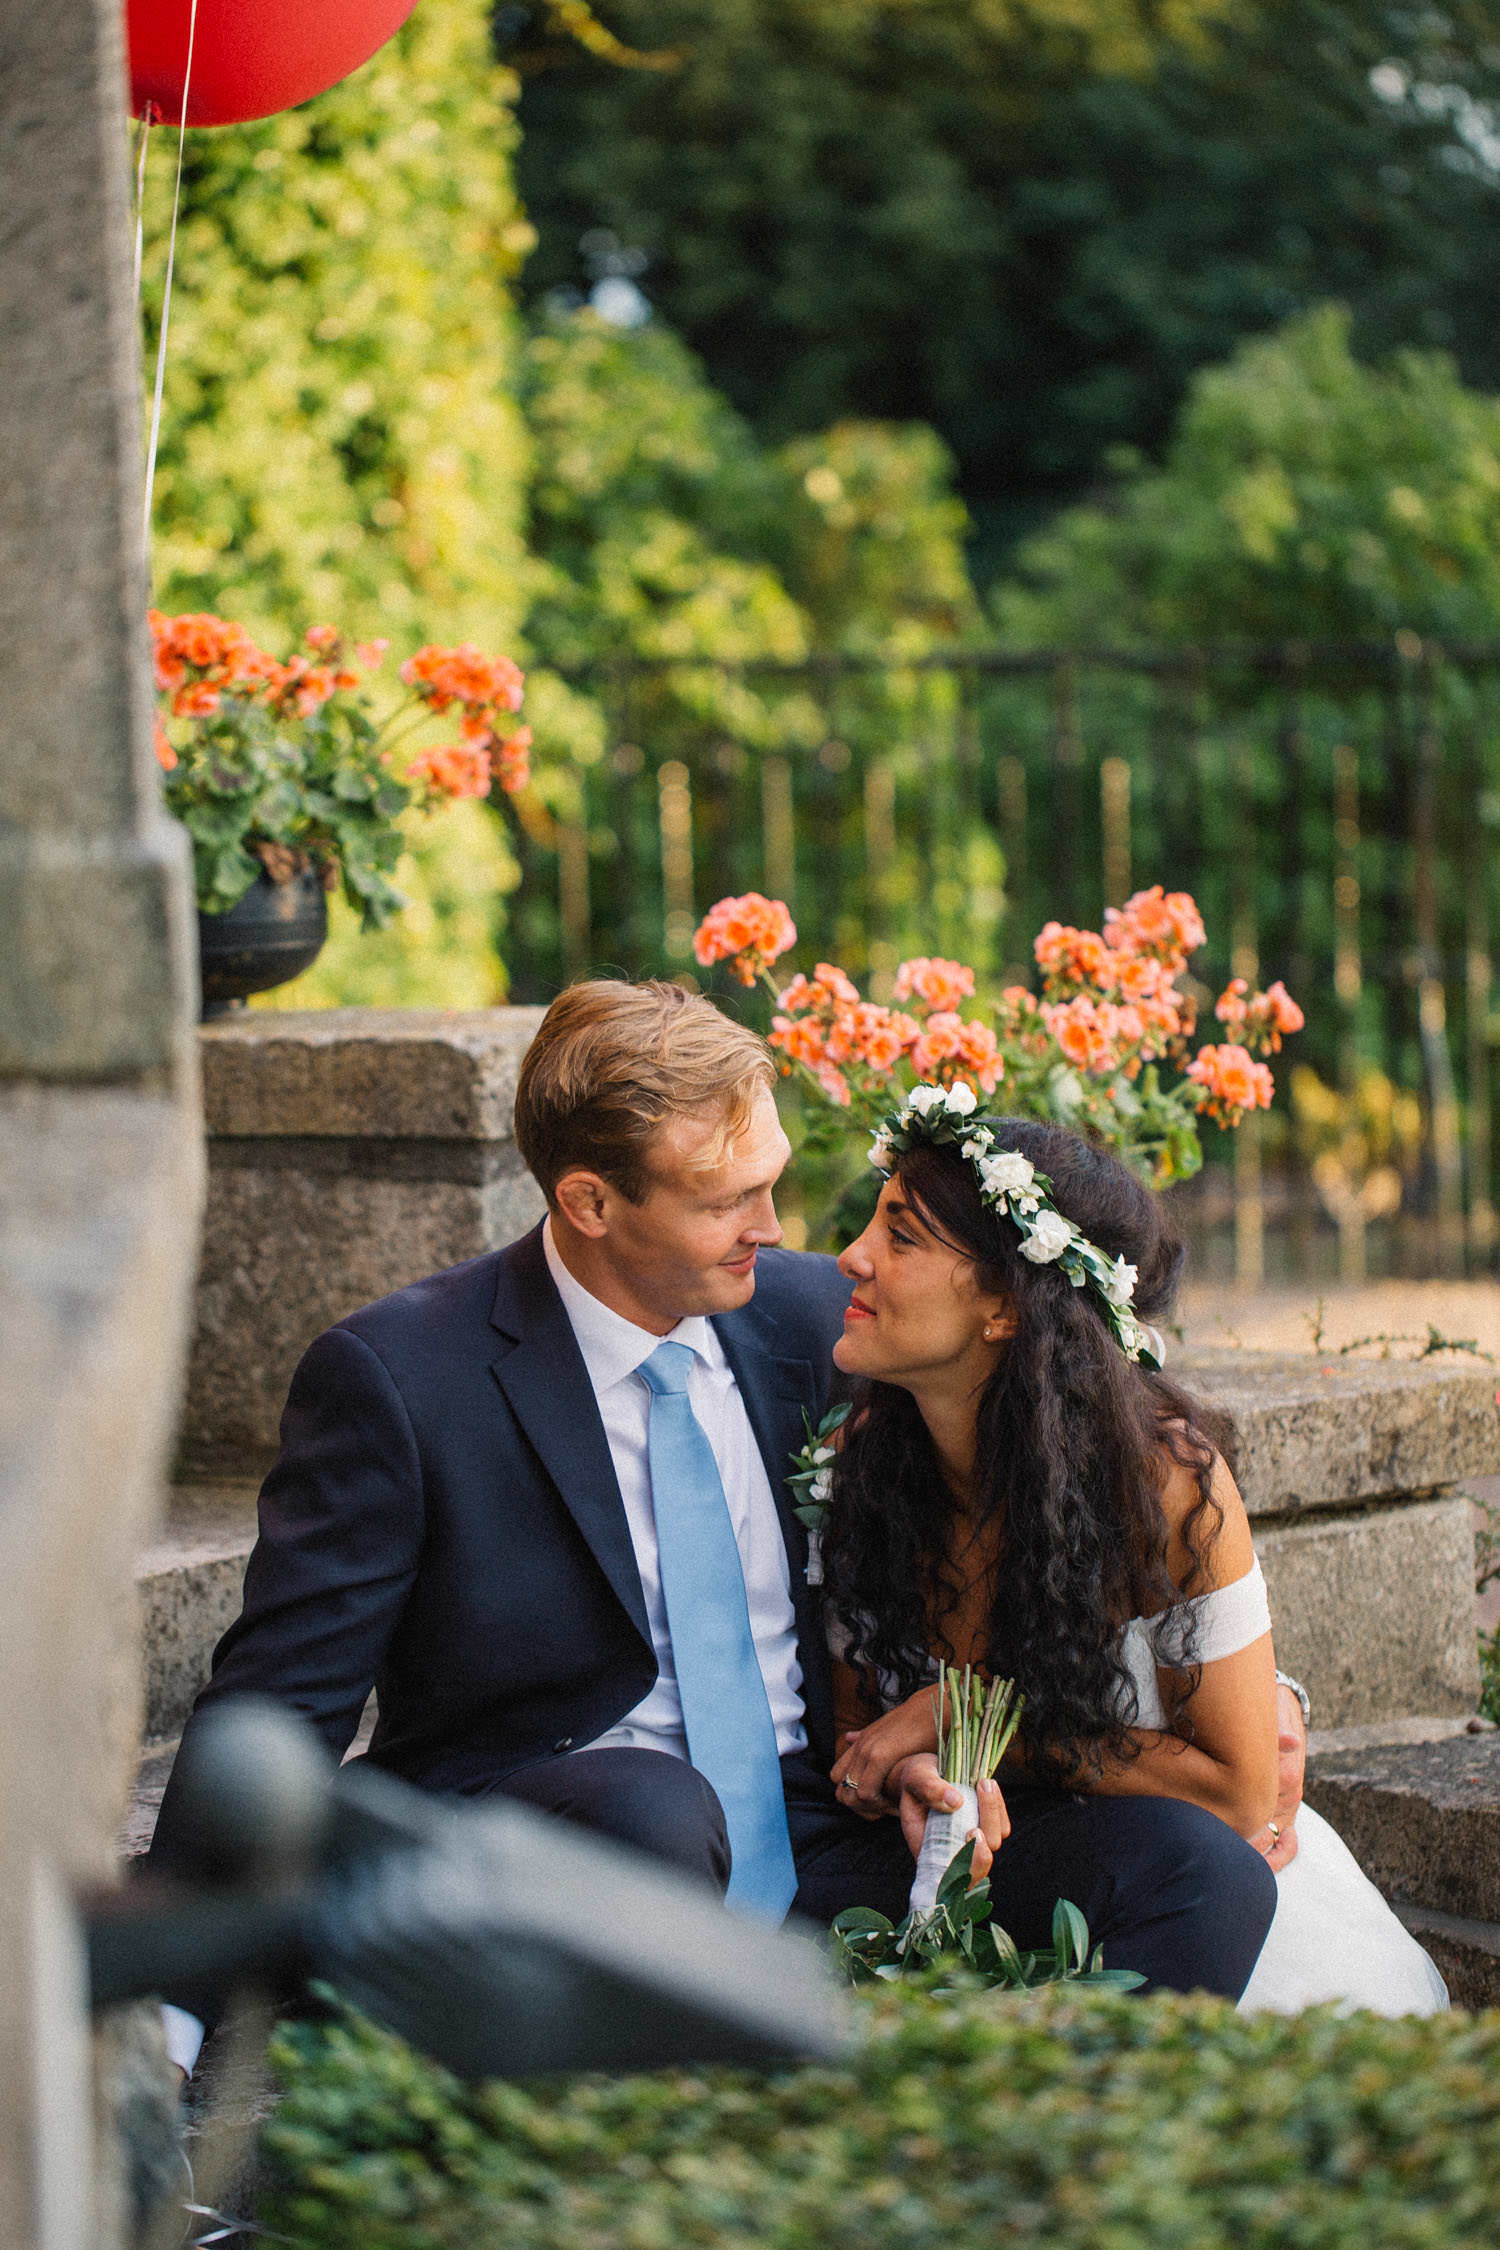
[788,1400,850,1584]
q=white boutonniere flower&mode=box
[788,1401,851,1583]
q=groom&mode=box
[149,978,1277,2056]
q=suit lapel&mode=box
[489,1228,651,1650]
[714,1315,812,1572]
[715,1307,836,1762]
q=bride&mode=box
[820,1089,1447,2016]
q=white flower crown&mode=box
[867,1082,1163,1368]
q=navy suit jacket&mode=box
[150,1224,852,1873]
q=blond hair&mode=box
[514,979,775,1203]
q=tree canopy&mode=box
[994,306,1500,645]
[510,1,1500,572]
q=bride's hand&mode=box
[894,1753,1010,1879]
[831,1689,939,1816]
[1248,1683,1306,1872]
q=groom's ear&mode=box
[553,1169,613,1239]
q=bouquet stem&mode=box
[908,1667,1024,1916]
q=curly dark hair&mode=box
[823,1117,1234,1782]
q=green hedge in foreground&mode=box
[259,1986,1500,2250]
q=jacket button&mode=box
[553,1736,574,1753]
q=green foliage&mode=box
[262,801,519,1009]
[833,1851,1142,1991]
[259,1981,1500,2248]
[511,308,985,984]
[160,661,410,923]
[1481,1628,1500,1727]
[521,309,975,662]
[513,3,1500,567]
[997,306,1500,644]
[142,0,531,653]
[140,0,532,1000]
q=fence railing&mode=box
[504,639,1500,1284]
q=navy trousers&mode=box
[481,1745,1277,2002]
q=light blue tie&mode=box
[639,1339,798,1921]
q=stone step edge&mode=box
[1308,1715,1496,1757]
[1393,1900,1500,2010]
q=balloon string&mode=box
[141,0,199,559]
[131,106,153,315]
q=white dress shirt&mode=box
[542,1218,807,1758]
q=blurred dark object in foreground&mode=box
[86,1700,848,2081]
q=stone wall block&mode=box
[181,1010,547,1472]
[199,1006,548,1139]
[1181,1349,1500,1518]
[1257,1497,1480,1727]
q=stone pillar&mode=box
[1184,1351,1494,1725]
[0,4,202,2245]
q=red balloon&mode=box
[127,0,418,128]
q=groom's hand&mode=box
[894,1754,1010,1881]
[1248,1683,1307,1872]
[831,1689,939,1817]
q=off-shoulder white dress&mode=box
[1121,1560,1449,2016]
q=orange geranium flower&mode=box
[910,1011,965,1078]
[407,741,494,800]
[153,718,177,771]
[1034,921,1114,989]
[401,643,526,716]
[893,956,977,1013]
[492,726,532,795]
[1187,1042,1274,1124]
[1105,885,1206,965]
[1043,995,1117,1073]
[693,893,798,984]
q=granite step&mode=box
[1306,1724,1500,2007]
[135,1482,257,1741]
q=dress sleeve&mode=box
[1149,1556,1272,1669]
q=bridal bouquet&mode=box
[693,885,1302,1194]
[832,1667,1141,1994]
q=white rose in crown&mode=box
[978,1151,1036,1199]
[907,1084,945,1118]
[868,1127,896,1170]
[943,1082,978,1116]
[1102,1255,1139,1308]
[1019,1208,1074,1263]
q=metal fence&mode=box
[503,639,1500,1283]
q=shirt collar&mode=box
[542,1216,719,1393]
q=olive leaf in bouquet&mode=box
[832,1851,1143,1995]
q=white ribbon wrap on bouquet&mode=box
[908,1785,980,1913]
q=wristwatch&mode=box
[1275,1670,1312,1729]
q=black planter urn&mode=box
[197,866,329,1019]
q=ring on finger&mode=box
[840,1775,858,1792]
